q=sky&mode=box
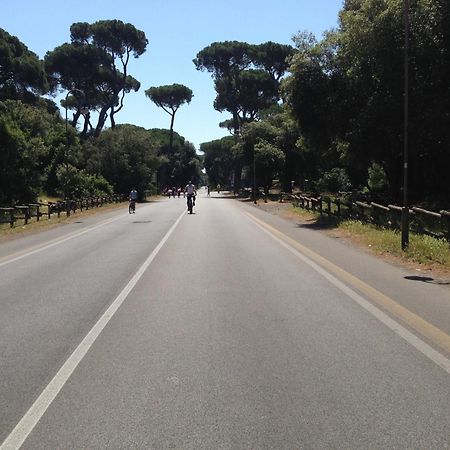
[1,0,344,150]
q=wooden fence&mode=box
[280,193,450,242]
[0,194,127,228]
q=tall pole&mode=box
[65,91,70,161]
[401,0,410,250]
[253,149,257,204]
[64,90,71,201]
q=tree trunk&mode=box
[94,105,109,137]
[110,106,116,128]
[169,112,175,151]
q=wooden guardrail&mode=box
[0,194,126,229]
[280,192,450,242]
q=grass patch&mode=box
[339,220,450,268]
[289,206,450,272]
[38,194,60,203]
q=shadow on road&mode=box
[295,220,336,230]
[404,275,450,285]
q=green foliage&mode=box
[0,100,64,204]
[367,161,388,192]
[147,128,202,188]
[145,84,193,148]
[86,124,161,197]
[284,0,450,204]
[252,41,296,82]
[145,84,193,114]
[56,164,112,199]
[45,20,148,135]
[254,140,285,190]
[0,28,48,102]
[194,40,292,137]
[213,69,278,121]
[200,136,235,186]
[317,168,351,193]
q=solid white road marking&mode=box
[0,209,186,450]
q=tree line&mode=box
[199,0,450,209]
[0,20,201,205]
[2,1,449,209]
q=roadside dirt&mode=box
[0,198,171,244]
[248,199,450,286]
[0,202,128,243]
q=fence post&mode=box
[370,202,390,226]
[325,197,331,215]
[318,197,323,215]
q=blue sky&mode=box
[1,0,343,150]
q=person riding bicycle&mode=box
[185,181,196,208]
[129,188,138,213]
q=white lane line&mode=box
[0,214,126,268]
[247,214,450,375]
[0,209,186,450]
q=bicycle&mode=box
[186,194,195,214]
[129,199,136,214]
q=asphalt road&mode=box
[1,191,450,449]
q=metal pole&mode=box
[253,149,257,204]
[401,0,410,250]
[64,91,70,201]
[65,91,70,159]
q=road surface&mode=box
[1,191,450,449]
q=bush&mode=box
[56,164,113,199]
[367,162,388,192]
[317,168,351,193]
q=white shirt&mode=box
[185,184,196,195]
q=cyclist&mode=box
[185,181,196,212]
[129,187,138,214]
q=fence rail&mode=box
[280,193,450,242]
[0,194,127,228]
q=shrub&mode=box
[317,168,351,193]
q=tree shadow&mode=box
[296,221,337,230]
[295,215,342,230]
[141,198,164,203]
[404,275,450,285]
[211,194,239,200]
